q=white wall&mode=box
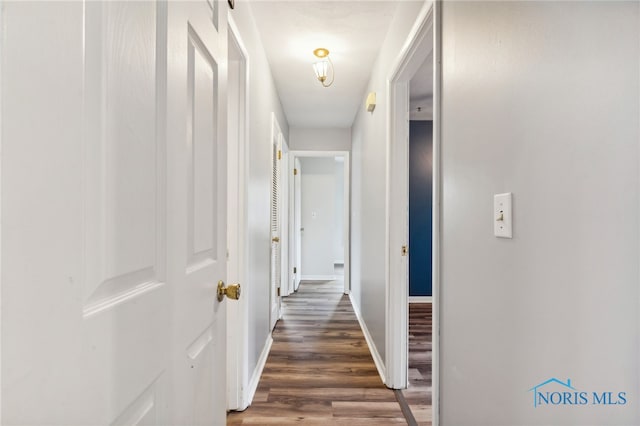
[289,127,351,151]
[350,0,426,365]
[232,1,289,388]
[439,2,639,425]
[300,157,343,277]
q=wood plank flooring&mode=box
[402,303,432,425]
[227,280,407,425]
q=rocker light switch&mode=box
[494,193,512,238]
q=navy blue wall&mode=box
[409,121,433,297]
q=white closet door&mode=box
[269,117,283,330]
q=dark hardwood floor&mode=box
[227,280,408,425]
[402,303,432,425]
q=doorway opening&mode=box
[288,151,350,296]
[403,50,434,422]
[386,1,437,425]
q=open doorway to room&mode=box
[287,151,350,297]
[403,50,434,423]
[386,2,435,425]
[299,157,345,281]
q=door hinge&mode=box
[293,267,297,274]
[293,168,297,175]
[401,245,408,256]
[277,287,281,297]
[278,150,282,160]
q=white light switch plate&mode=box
[494,193,512,238]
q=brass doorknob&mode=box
[217,281,241,302]
[272,237,280,243]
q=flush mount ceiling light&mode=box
[312,47,334,88]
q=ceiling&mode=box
[249,1,400,128]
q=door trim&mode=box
[288,150,350,295]
[279,138,291,296]
[0,4,4,419]
[386,1,437,424]
[291,157,302,292]
[226,14,250,412]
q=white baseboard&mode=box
[409,296,432,303]
[300,275,339,281]
[349,293,386,384]
[244,334,273,409]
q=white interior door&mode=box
[269,117,283,331]
[1,1,228,424]
[166,1,228,424]
[294,158,303,291]
[3,2,171,424]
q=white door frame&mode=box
[385,1,438,424]
[0,3,4,420]
[226,15,250,411]
[279,138,291,296]
[289,150,350,295]
[0,4,4,420]
[292,157,302,292]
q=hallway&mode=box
[227,281,407,425]
[2,1,639,425]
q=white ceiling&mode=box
[249,1,400,128]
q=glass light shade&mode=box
[313,60,328,81]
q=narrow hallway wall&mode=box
[289,127,351,151]
[230,2,289,389]
[350,0,426,371]
[439,2,640,425]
